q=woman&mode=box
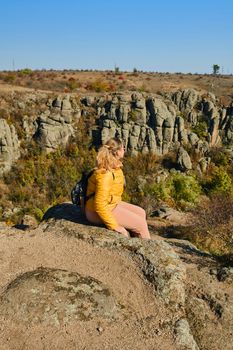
[85,137,151,239]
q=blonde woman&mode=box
[85,138,151,239]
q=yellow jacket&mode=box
[85,168,124,230]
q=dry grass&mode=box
[0,70,233,102]
[170,194,233,261]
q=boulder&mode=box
[0,118,20,175]
[177,147,192,171]
[0,267,122,325]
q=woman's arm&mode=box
[94,171,118,230]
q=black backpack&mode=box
[71,170,115,208]
[71,170,95,207]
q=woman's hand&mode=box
[114,226,129,237]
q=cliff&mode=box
[1,88,233,175]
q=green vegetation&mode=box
[18,68,33,75]
[114,66,120,74]
[0,145,209,220]
[192,120,209,140]
[1,143,97,224]
[0,121,233,263]
[123,152,201,212]
[203,166,233,195]
[168,172,201,207]
[191,114,209,140]
[212,64,220,75]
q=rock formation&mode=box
[0,118,20,175]
[0,204,232,349]
[1,88,233,174]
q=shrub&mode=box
[191,120,209,140]
[190,193,233,256]
[18,68,33,75]
[4,73,16,83]
[33,208,44,221]
[67,77,80,91]
[204,166,232,195]
[143,181,169,203]
[209,147,231,167]
[87,80,112,92]
[168,172,201,208]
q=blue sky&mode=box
[0,0,232,73]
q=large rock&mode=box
[34,112,74,151]
[0,267,122,325]
[0,118,20,175]
[177,147,192,171]
[172,89,200,112]
[0,203,232,349]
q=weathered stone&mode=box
[52,97,62,109]
[34,114,74,151]
[22,116,37,139]
[188,132,199,146]
[62,96,72,111]
[0,119,20,175]
[21,214,38,229]
[198,157,210,173]
[175,319,200,350]
[172,89,199,112]
[0,267,122,325]
[177,147,192,171]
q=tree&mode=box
[114,65,120,74]
[212,64,220,75]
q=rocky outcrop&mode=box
[0,118,20,175]
[1,88,233,174]
[0,204,232,349]
[177,147,192,171]
[95,89,233,158]
[34,95,78,151]
[0,267,122,325]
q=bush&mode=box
[204,167,232,195]
[140,182,170,215]
[191,120,209,140]
[208,147,231,167]
[168,172,201,208]
[4,73,16,83]
[3,132,96,224]
[190,193,233,256]
[67,78,80,91]
[18,68,33,75]
[87,80,113,92]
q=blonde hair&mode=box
[96,138,123,171]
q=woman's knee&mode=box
[132,218,149,237]
[137,206,146,219]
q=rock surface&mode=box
[0,203,232,349]
[1,88,233,174]
[0,118,20,174]
[0,267,122,325]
